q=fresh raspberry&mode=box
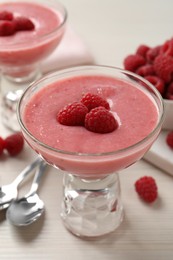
[136,44,150,58]
[57,102,88,126]
[0,137,5,156]
[146,46,161,64]
[145,75,165,95]
[135,176,158,203]
[154,54,173,83]
[85,106,118,134]
[160,38,173,56]
[4,132,24,156]
[0,20,16,36]
[14,16,35,31]
[136,64,155,77]
[165,82,173,100]
[123,54,146,72]
[81,93,110,111]
[166,131,173,149]
[0,11,13,21]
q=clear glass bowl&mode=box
[0,0,67,80]
[17,65,164,237]
[0,0,67,131]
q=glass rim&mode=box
[17,65,165,158]
[0,0,68,47]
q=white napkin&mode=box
[40,26,95,74]
[144,131,173,176]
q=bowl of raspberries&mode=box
[123,37,173,130]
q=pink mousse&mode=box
[23,75,160,177]
[0,2,65,67]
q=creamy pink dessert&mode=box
[0,1,66,75]
[21,72,161,177]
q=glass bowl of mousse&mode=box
[0,0,67,130]
[17,65,164,238]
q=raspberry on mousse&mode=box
[81,93,110,111]
[57,102,88,126]
[0,20,16,36]
[57,93,119,134]
[0,10,13,21]
[85,106,118,134]
[0,10,35,36]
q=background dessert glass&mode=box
[0,0,67,131]
[17,66,164,238]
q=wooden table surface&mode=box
[0,0,173,259]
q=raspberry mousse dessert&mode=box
[17,66,164,237]
[0,0,67,131]
[0,0,67,79]
[19,67,163,176]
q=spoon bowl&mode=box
[6,194,44,226]
[0,158,42,210]
[6,161,47,226]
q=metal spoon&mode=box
[0,157,42,210]
[6,161,47,226]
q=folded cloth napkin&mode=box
[40,26,95,74]
[144,130,173,176]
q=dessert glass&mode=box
[0,0,67,131]
[17,66,164,238]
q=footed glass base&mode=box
[61,173,123,237]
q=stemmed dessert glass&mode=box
[0,0,67,131]
[17,66,164,238]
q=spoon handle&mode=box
[26,161,47,197]
[12,157,42,187]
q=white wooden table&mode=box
[0,0,173,259]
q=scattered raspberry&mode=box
[135,176,158,203]
[4,132,24,156]
[81,93,110,111]
[165,82,173,100]
[160,38,173,56]
[166,131,173,149]
[0,137,5,156]
[136,64,155,77]
[0,20,16,36]
[0,11,13,21]
[57,102,88,126]
[145,75,165,95]
[123,54,146,72]
[14,16,35,31]
[136,44,150,58]
[154,54,173,83]
[146,46,161,63]
[85,106,118,134]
